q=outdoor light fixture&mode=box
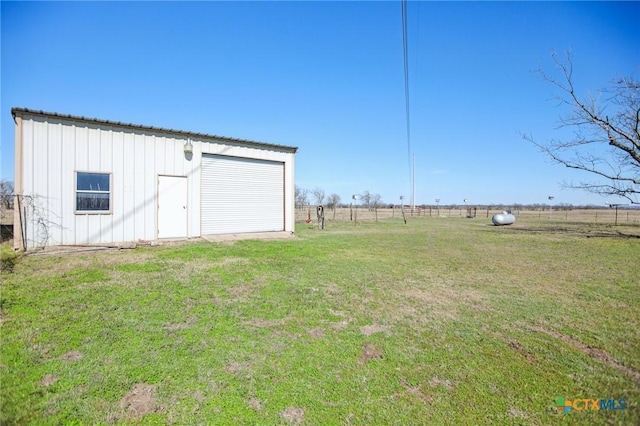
[184,138,193,154]
[352,194,359,201]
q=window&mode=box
[76,172,111,212]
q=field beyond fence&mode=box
[297,206,640,226]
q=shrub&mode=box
[0,246,19,273]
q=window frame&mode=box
[74,171,113,214]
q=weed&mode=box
[0,245,19,273]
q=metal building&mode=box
[11,108,297,250]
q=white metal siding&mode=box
[201,155,284,234]
[18,115,199,248]
[15,111,295,248]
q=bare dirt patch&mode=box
[248,396,263,411]
[59,350,83,361]
[507,340,539,364]
[39,374,59,387]
[360,343,383,364]
[280,406,305,425]
[120,383,157,418]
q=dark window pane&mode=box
[76,193,110,211]
[77,173,110,191]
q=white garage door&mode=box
[201,155,284,234]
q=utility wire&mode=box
[401,0,413,204]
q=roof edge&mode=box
[11,107,298,153]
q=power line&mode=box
[401,0,411,169]
[401,0,414,208]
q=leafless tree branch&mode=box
[526,51,639,203]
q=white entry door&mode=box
[158,175,188,239]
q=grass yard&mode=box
[1,216,639,425]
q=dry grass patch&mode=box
[119,383,158,419]
[532,326,640,384]
[280,406,305,425]
[163,322,191,331]
[429,376,454,390]
[329,320,350,331]
[224,361,251,374]
[400,285,490,322]
[360,324,390,336]
[507,407,531,419]
[244,317,289,328]
[400,377,433,404]
[39,374,59,387]
[307,326,325,338]
[248,396,264,412]
[224,275,270,302]
[360,342,384,364]
[59,350,83,362]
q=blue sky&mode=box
[1,1,638,206]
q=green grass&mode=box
[1,217,639,425]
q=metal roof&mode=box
[11,107,298,153]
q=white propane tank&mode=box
[492,211,516,226]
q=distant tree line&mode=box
[294,186,634,212]
[295,186,385,211]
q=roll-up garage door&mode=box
[201,155,284,234]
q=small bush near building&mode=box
[1,246,19,273]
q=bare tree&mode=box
[524,51,639,204]
[370,193,382,221]
[311,187,325,206]
[295,185,308,209]
[360,190,372,210]
[371,193,382,208]
[1,179,14,210]
[326,193,341,219]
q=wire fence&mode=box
[295,206,640,226]
[3,206,639,246]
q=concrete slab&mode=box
[201,231,295,243]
